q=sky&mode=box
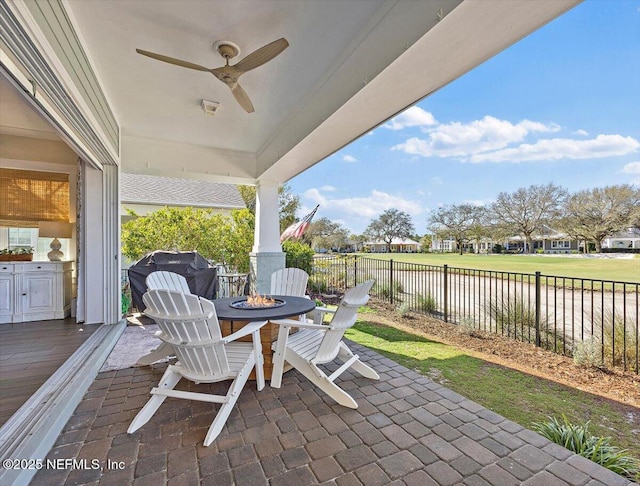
[287,0,640,236]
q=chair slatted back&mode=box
[270,268,309,297]
[146,271,191,294]
[314,280,374,363]
[143,290,229,378]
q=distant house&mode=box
[503,226,580,254]
[602,228,640,250]
[120,173,245,222]
[431,238,457,253]
[365,237,421,253]
[431,225,581,254]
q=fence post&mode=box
[535,271,541,347]
[353,256,358,287]
[344,257,348,293]
[390,259,394,305]
[443,264,448,323]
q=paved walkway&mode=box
[31,342,635,485]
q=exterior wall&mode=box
[603,237,640,250]
[365,240,421,253]
[431,239,456,252]
[543,239,580,253]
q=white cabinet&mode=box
[0,269,14,321]
[0,261,73,323]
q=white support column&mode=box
[250,181,285,294]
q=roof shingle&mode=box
[121,173,245,209]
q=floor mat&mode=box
[100,323,168,372]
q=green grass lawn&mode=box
[346,318,640,460]
[359,253,640,283]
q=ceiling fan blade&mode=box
[231,83,255,113]
[233,38,289,73]
[136,49,210,72]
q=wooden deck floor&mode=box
[0,318,98,426]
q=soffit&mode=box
[9,0,581,183]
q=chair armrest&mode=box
[145,309,213,323]
[271,318,330,330]
[223,320,268,343]
[311,306,335,324]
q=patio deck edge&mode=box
[0,320,126,486]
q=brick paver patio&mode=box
[31,342,635,485]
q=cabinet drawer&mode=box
[21,263,59,273]
[0,264,15,273]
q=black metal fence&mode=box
[302,255,640,374]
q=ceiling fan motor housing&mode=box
[214,40,241,60]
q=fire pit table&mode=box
[213,295,316,380]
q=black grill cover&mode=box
[128,251,217,311]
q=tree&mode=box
[278,184,300,233]
[419,234,432,252]
[428,204,487,255]
[560,185,640,252]
[491,183,567,253]
[121,207,254,271]
[630,194,640,230]
[365,209,415,252]
[305,217,349,251]
[350,233,368,252]
[236,183,300,232]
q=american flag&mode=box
[280,205,319,242]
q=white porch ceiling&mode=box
[9,0,580,184]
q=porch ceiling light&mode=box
[201,99,220,116]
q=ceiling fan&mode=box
[136,38,289,113]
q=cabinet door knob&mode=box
[37,266,42,269]
[22,293,27,296]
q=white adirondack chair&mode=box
[270,268,309,297]
[146,270,191,294]
[128,289,267,446]
[270,279,378,409]
[270,267,317,323]
[136,271,192,366]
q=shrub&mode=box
[600,310,638,372]
[532,416,640,480]
[456,316,482,337]
[486,293,538,338]
[416,292,437,313]
[396,302,411,317]
[308,277,328,294]
[573,337,604,369]
[283,240,314,274]
[375,281,404,300]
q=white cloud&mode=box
[622,161,640,174]
[342,155,358,163]
[623,161,640,185]
[303,187,423,232]
[392,116,559,158]
[470,134,640,163]
[430,176,443,185]
[573,129,589,136]
[384,106,437,130]
[319,185,337,192]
